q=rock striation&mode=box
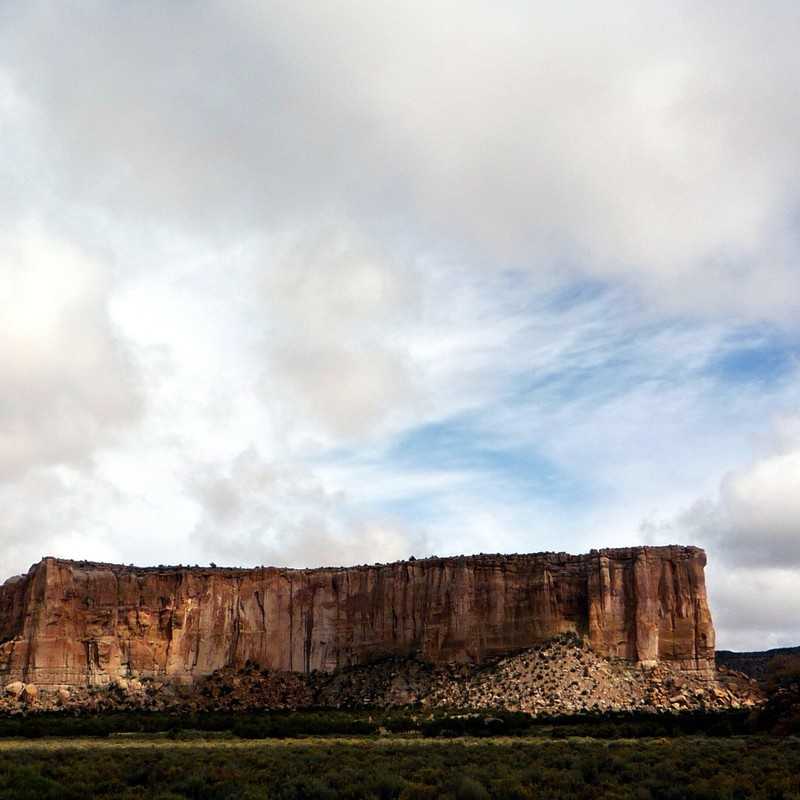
[0,546,715,688]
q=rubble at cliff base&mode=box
[1,634,761,717]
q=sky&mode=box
[1,1,799,651]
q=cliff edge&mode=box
[0,546,715,688]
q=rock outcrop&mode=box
[0,546,715,688]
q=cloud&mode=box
[0,467,124,578]
[706,565,800,652]
[2,2,800,320]
[681,452,800,568]
[0,224,142,479]
[648,415,800,568]
[258,226,424,443]
[642,414,800,647]
[186,447,427,568]
[0,222,142,578]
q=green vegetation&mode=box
[0,706,796,797]
[0,735,799,799]
[0,708,756,740]
[754,655,800,736]
[765,653,800,693]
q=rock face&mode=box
[0,546,714,688]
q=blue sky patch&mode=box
[384,415,594,506]
[708,328,797,387]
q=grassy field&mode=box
[0,735,799,799]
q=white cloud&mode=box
[642,414,800,647]
[0,224,141,479]
[652,415,800,568]
[186,447,427,568]
[688,452,800,567]
[707,566,800,652]
[0,467,124,577]
[2,2,799,319]
[258,227,424,443]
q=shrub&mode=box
[368,773,408,799]
[454,776,490,800]
[399,785,442,800]
[271,776,337,800]
[765,654,800,692]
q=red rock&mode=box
[0,546,715,688]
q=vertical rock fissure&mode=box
[254,590,266,631]
[228,577,241,668]
[304,604,314,674]
[288,574,294,672]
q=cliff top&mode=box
[4,545,705,585]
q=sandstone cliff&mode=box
[0,546,714,688]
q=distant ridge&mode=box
[716,646,800,681]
